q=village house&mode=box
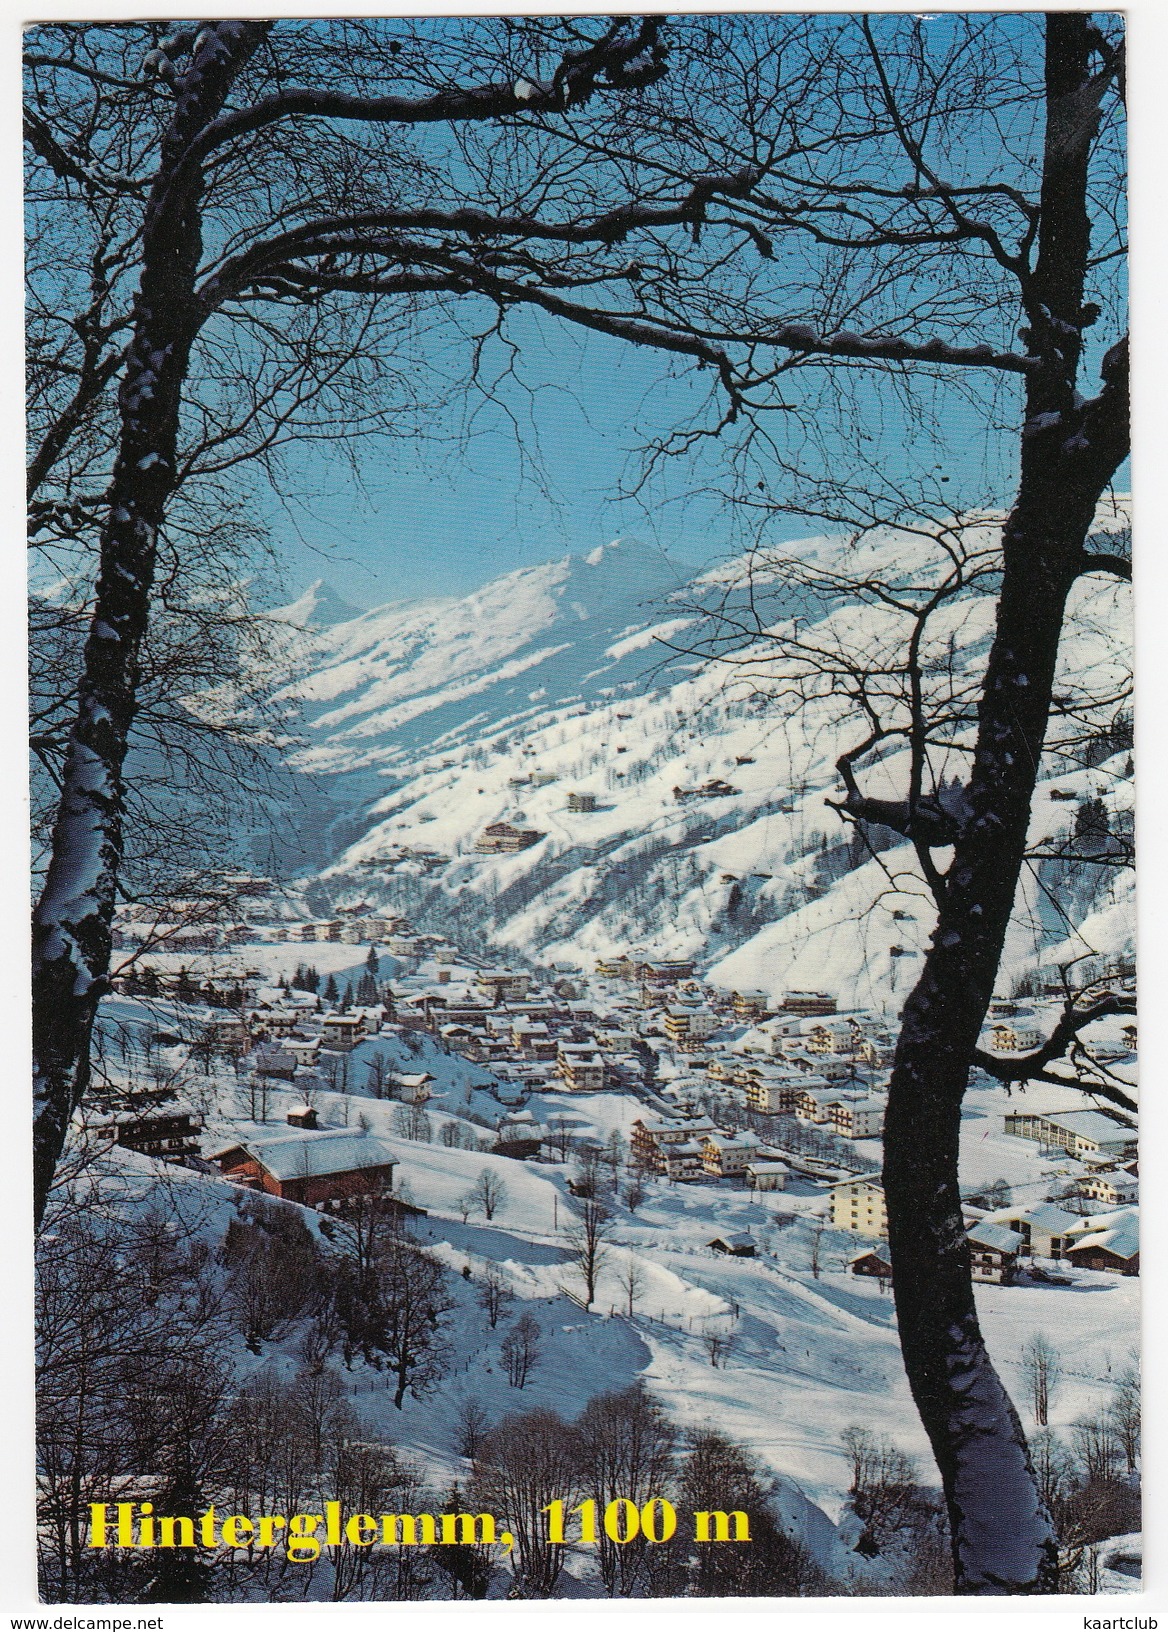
[248,1007,300,1039]
[253,1044,297,1080]
[744,1073,801,1116]
[700,1130,759,1179]
[206,1010,250,1051]
[210,1127,398,1209]
[557,1045,606,1092]
[512,1020,558,1060]
[630,1114,717,1174]
[828,1175,888,1237]
[285,1103,319,1129]
[966,1220,1021,1284]
[645,958,701,985]
[1064,1208,1139,1275]
[476,969,532,1005]
[805,1017,863,1056]
[988,1021,1044,1052]
[1080,1169,1139,1207]
[662,1007,719,1048]
[109,1108,202,1160]
[663,1138,707,1182]
[780,991,838,1016]
[474,821,544,854]
[394,1072,434,1105]
[829,1098,885,1140]
[707,1231,757,1257]
[731,989,770,1021]
[795,1087,840,1124]
[320,1013,367,1052]
[984,1201,1081,1260]
[850,1244,893,1281]
[745,1160,790,1192]
[567,791,597,812]
[283,1035,322,1068]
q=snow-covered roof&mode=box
[1067,1205,1138,1237]
[966,1221,1021,1254]
[1044,1110,1136,1143]
[211,1128,397,1181]
[1067,1221,1139,1260]
[987,1202,1080,1234]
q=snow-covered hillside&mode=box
[270,514,1133,1007]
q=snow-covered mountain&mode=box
[269,520,1133,1008]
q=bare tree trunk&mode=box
[30,24,268,1223]
[882,18,1129,1590]
[886,386,1127,1592]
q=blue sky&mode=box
[262,308,1025,614]
[263,311,770,611]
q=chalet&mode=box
[284,1035,322,1068]
[988,1022,1044,1052]
[206,1010,249,1050]
[1065,1208,1139,1275]
[253,1045,297,1080]
[732,989,770,1021]
[780,991,837,1016]
[673,779,739,802]
[708,1232,756,1257]
[795,1087,839,1124]
[850,1245,893,1280]
[830,1098,885,1140]
[286,1104,318,1129]
[745,1160,790,1192]
[596,955,636,980]
[558,1046,606,1092]
[1080,1169,1139,1207]
[638,959,697,987]
[248,1007,300,1039]
[663,1140,705,1182]
[966,1221,1021,1284]
[984,1202,1081,1261]
[662,1007,718,1047]
[1065,1228,1139,1276]
[111,1109,201,1159]
[784,1047,855,1081]
[567,792,597,812]
[474,822,544,854]
[395,1072,435,1105]
[210,1128,397,1209]
[320,1013,367,1052]
[512,1018,554,1055]
[829,1175,888,1237]
[476,969,532,1005]
[700,1131,759,1178]
[630,1114,717,1175]
[744,1073,801,1116]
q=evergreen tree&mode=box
[323,973,339,1005]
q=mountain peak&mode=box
[272,579,363,629]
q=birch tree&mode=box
[27,16,696,1219]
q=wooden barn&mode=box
[210,1127,397,1209]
